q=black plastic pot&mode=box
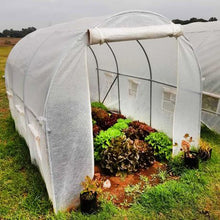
[184,151,199,169]
[80,192,97,214]
[199,148,212,161]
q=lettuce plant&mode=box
[125,121,157,140]
[100,135,139,174]
[133,139,155,168]
[91,102,108,111]
[145,132,172,161]
[94,119,131,161]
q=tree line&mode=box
[0,17,218,38]
[172,17,218,25]
[0,27,36,38]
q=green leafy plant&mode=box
[100,135,139,174]
[94,119,131,161]
[91,102,108,111]
[92,119,96,125]
[145,132,172,161]
[112,118,131,130]
[81,176,102,199]
[94,128,122,161]
[152,169,168,183]
[124,183,142,201]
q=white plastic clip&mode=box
[28,124,42,161]
[15,104,24,115]
[6,91,13,98]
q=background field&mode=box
[0,41,220,220]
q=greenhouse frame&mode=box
[5,10,220,212]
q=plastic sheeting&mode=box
[5,11,202,212]
[183,22,220,133]
[88,24,183,44]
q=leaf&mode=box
[184,133,189,139]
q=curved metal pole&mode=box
[105,42,121,113]
[136,40,153,126]
[88,46,101,102]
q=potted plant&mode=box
[199,140,212,161]
[80,176,102,214]
[181,134,199,169]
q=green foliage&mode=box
[94,128,122,161]
[167,153,186,176]
[145,132,172,161]
[100,135,139,174]
[112,118,131,130]
[152,169,168,183]
[124,183,142,203]
[124,176,151,205]
[81,176,102,199]
[94,119,131,161]
[92,119,96,125]
[91,102,108,111]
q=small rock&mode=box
[103,179,111,188]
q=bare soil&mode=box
[94,162,170,208]
[0,37,21,47]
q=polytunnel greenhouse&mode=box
[6,10,216,212]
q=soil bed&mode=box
[94,161,171,208]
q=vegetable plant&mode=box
[81,176,102,197]
[145,132,172,161]
[199,139,212,161]
[94,119,131,161]
[100,135,139,174]
[93,124,101,137]
[133,139,155,168]
[80,176,102,214]
[125,121,156,140]
[92,107,126,130]
[181,134,199,169]
[91,102,108,111]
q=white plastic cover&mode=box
[183,22,220,133]
[88,24,183,44]
[5,11,202,212]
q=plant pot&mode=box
[80,192,98,214]
[199,148,212,161]
[184,151,199,169]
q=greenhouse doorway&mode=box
[87,37,178,138]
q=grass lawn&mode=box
[0,45,220,220]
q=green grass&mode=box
[0,46,220,219]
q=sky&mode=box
[0,0,220,31]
